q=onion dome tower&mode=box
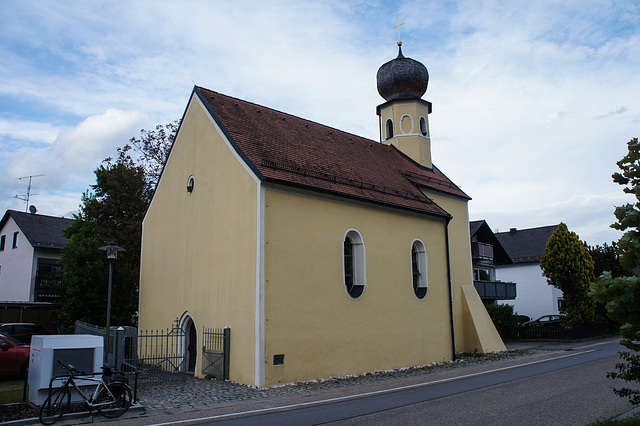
[376,41,433,168]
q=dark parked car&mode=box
[0,323,51,344]
[523,315,564,327]
[0,333,30,378]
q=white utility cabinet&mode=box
[29,335,104,405]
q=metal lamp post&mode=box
[99,242,126,367]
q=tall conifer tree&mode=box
[590,137,640,405]
[540,222,595,326]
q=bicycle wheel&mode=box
[96,382,132,418]
[39,387,71,425]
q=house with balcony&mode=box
[0,209,73,303]
[469,220,516,303]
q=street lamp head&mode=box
[99,242,126,260]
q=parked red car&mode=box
[0,333,30,378]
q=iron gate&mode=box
[122,318,188,387]
[202,326,230,380]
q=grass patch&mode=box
[0,379,26,404]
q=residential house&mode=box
[469,220,516,304]
[0,209,73,303]
[495,225,561,320]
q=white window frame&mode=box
[419,116,428,136]
[343,228,366,298]
[473,267,492,281]
[411,239,428,299]
[400,114,414,134]
[385,118,394,139]
[187,175,195,193]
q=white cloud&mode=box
[410,0,640,246]
[0,118,59,146]
[0,0,639,246]
[1,109,149,215]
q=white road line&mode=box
[572,339,619,350]
[148,349,596,426]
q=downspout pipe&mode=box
[444,216,456,361]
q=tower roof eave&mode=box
[376,98,432,116]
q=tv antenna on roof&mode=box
[15,174,44,212]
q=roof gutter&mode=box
[263,178,452,220]
[444,215,456,360]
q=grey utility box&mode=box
[29,335,104,405]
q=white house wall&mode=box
[0,217,35,302]
[496,263,561,320]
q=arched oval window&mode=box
[385,119,394,139]
[419,117,428,136]
[411,239,428,299]
[187,175,195,193]
[343,229,366,299]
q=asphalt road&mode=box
[176,339,631,425]
[57,337,636,426]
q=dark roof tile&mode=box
[495,225,559,263]
[1,210,73,249]
[469,220,512,265]
[469,220,484,236]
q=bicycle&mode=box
[39,361,132,425]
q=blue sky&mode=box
[1,0,639,245]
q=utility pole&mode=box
[15,174,44,212]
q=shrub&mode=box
[486,304,520,338]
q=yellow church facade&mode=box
[139,45,504,387]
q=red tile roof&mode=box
[195,87,469,218]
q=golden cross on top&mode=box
[393,18,405,46]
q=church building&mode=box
[139,42,504,387]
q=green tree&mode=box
[540,222,595,326]
[611,138,640,272]
[588,242,630,329]
[589,137,640,405]
[588,242,631,279]
[58,159,151,332]
[110,120,178,191]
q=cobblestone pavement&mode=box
[135,349,535,411]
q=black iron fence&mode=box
[122,319,189,388]
[501,323,612,341]
[76,320,231,401]
[202,327,230,380]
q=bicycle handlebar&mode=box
[57,360,85,376]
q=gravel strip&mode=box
[136,350,535,410]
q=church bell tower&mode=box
[376,41,433,169]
